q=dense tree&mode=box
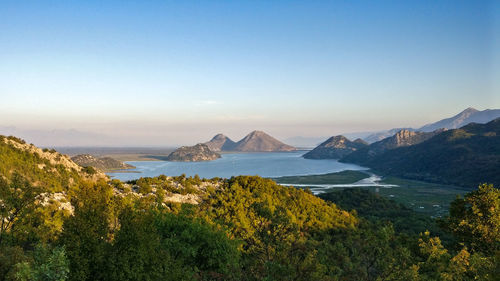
[13,244,69,281]
[441,184,499,254]
[59,181,114,281]
[0,173,42,245]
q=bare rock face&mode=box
[71,154,135,171]
[369,129,444,154]
[232,131,296,152]
[166,143,221,162]
[204,134,236,151]
[303,135,368,159]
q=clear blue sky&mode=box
[0,0,498,145]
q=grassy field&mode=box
[372,177,470,216]
[272,170,370,184]
[274,171,471,217]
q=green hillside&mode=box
[0,136,105,192]
[0,136,498,280]
[341,119,500,187]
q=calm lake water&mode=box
[109,151,367,181]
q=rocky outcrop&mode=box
[303,135,368,159]
[204,134,236,151]
[232,131,296,152]
[363,128,416,144]
[341,129,445,164]
[71,154,135,171]
[166,143,221,162]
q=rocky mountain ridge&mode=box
[205,130,296,152]
[204,134,236,151]
[361,107,500,143]
[342,129,445,163]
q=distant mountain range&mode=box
[205,131,296,152]
[418,107,500,132]
[303,108,500,187]
[362,107,500,143]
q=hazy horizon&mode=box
[1,1,499,146]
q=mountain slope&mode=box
[346,119,500,188]
[232,131,296,152]
[0,135,107,192]
[167,143,221,162]
[303,136,367,159]
[204,134,236,151]
[418,107,500,132]
[358,108,500,143]
[343,129,444,164]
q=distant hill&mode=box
[418,107,500,132]
[205,131,296,152]
[343,129,444,164]
[232,131,296,152]
[166,143,221,162]
[204,134,236,151]
[71,154,135,171]
[303,136,367,159]
[342,119,500,188]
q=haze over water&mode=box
[110,151,367,181]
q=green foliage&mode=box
[106,208,195,281]
[59,182,114,281]
[153,211,240,279]
[441,184,500,254]
[0,173,42,245]
[200,176,358,280]
[0,245,28,281]
[0,138,84,192]
[1,137,499,280]
[81,166,97,176]
[202,176,357,247]
[13,244,69,281]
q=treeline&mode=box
[1,173,498,280]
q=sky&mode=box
[0,0,499,146]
